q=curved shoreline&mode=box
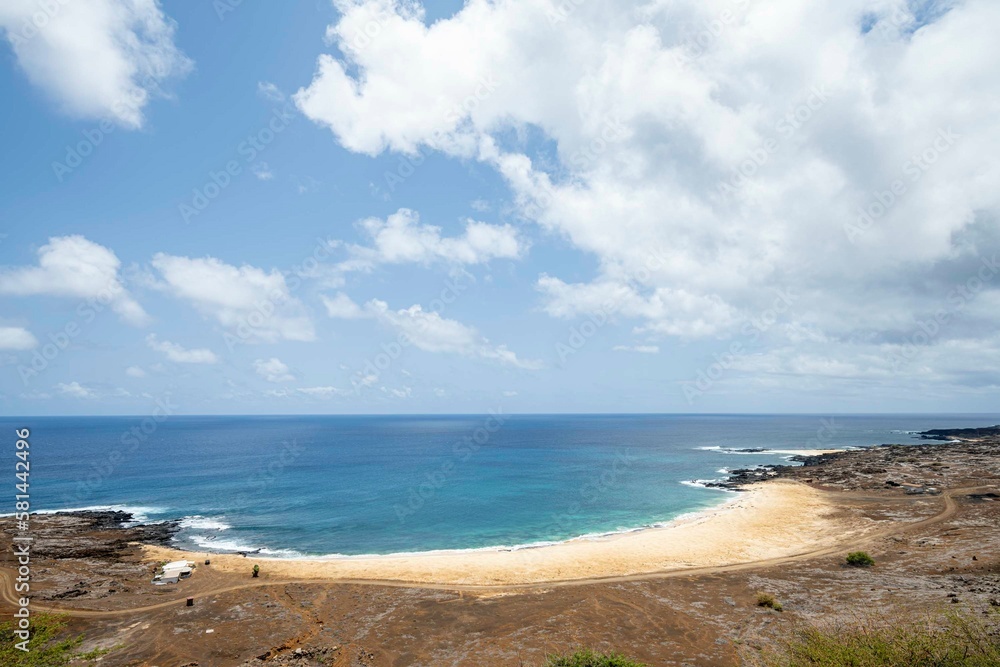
[175,489,745,561]
[141,480,862,586]
[161,448,852,559]
[2,484,985,617]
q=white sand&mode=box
[143,480,855,587]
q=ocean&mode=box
[4,414,997,557]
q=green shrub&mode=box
[544,649,646,666]
[845,551,875,567]
[743,609,1000,666]
[0,614,109,666]
[757,593,784,612]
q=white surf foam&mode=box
[680,479,735,491]
[179,515,232,531]
[1,504,168,525]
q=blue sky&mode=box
[1,0,999,415]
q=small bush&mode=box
[0,614,110,666]
[743,609,1000,666]
[846,551,875,568]
[757,593,784,612]
[544,649,646,667]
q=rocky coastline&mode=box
[1,510,179,561]
[707,430,1000,492]
[917,424,1000,440]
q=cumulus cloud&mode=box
[254,357,295,382]
[538,275,739,338]
[294,0,491,156]
[296,0,1000,389]
[151,254,315,342]
[146,334,218,364]
[327,293,541,368]
[125,365,146,378]
[310,208,526,310]
[0,235,149,325]
[0,326,38,350]
[334,208,524,276]
[369,299,542,369]
[0,0,192,127]
[57,381,96,399]
[322,292,366,319]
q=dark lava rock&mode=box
[707,432,1000,493]
[61,510,134,530]
[788,452,844,467]
[705,465,789,491]
[3,510,180,561]
[918,425,1000,440]
[130,520,181,547]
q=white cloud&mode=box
[365,300,541,370]
[0,0,192,127]
[613,345,660,354]
[502,390,518,397]
[327,293,541,369]
[146,334,218,364]
[382,385,412,398]
[57,381,95,399]
[0,236,149,325]
[343,208,524,271]
[296,0,1000,380]
[252,162,274,180]
[20,390,52,400]
[257,80,285,102]
[254,357,295,383]
[538,275,739,338]
[151,254,315,342]
[125,365,146,378]
[297,386,348,397]
[312,208,525,287]
[0,327,37,350]
[322,292,366,319]
[295,176,321,195]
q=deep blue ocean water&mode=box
[3,414,997,557]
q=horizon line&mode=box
[5,412,1000,419]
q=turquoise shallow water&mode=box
[3,414,996,557]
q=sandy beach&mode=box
[141,480,858,586]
